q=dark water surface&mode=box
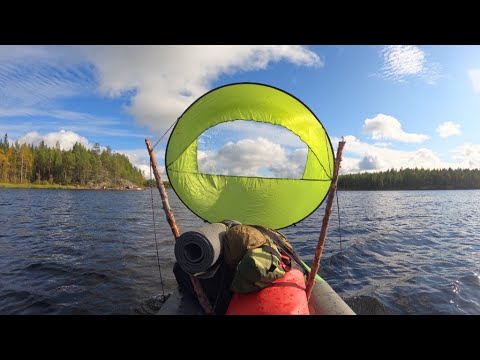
[1,188,479,314]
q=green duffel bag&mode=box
[223,225,268,268]
[230,241,285,293]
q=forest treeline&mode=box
[0,134,144,187]
[144,179,171,188]
[338,168,480,190]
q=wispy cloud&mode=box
[0,46,128,140]
[0,107,44,117]
[0,107,119,125]
[362,114,429,143]
[379,45,440,84]
[468,69,480,93]
[0,45,94,109]
[0,120,148,142]
[0,106,147,140]
[436,121,461,138]
[0,122,65,139]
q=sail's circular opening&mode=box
[197,120,308,179]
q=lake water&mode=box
[0,188,479,314]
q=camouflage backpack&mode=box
[223,224,268,268]
[230,237,286,293]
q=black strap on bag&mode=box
[261,244,282,260]
[260,244,282,273]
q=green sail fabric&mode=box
[166,83,334,229]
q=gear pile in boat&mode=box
[174,220,309,314]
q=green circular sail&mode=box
[165,82,334,229]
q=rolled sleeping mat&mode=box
[174,223,227,275]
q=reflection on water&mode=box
[0,188,479,314]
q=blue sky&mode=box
[1,45,479,177]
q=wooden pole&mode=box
[145,138,214,315]
[145,138,179,239]
[305,139,346,301]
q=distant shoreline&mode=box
[2,182,478,191]
[0,183,144,191]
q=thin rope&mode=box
[335,189,343,250]
[150,165,165,297]
[325,131,333,175]
[152,119,179,150]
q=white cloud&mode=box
[358,154,385,170]
[335,135,459,174]
[452,144,480,168]
[117,148,165,179]
[379,45,440,84]
[340,156,365,174]
[372,142,393,147]
[77,45,322,133]
[362,114,429,143]
[436,121,461,138]
[271,148,308,178]
[335,136,480,174]
[17,130,89,150]
[468,69,480,93]
[197,150,216,174]
[198,137,307,178]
